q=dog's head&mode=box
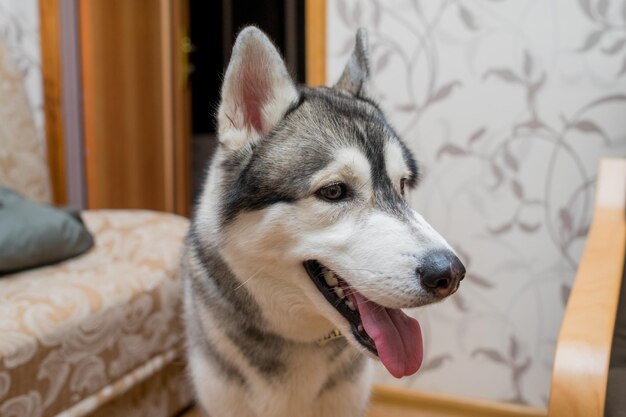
[199,27,465,378]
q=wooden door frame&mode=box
[159,0,176,213]
[171,0,191,216]
[40,0,66,205]
[305,0,326,86]
[79,0,190,215]
[39,0,93,209]
[158,0,192,216]
[41,0,190,214]
[42,0,321,211]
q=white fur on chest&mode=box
[187,292,373,417]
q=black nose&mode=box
[418,250,466,297]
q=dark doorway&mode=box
[188,0,305,201]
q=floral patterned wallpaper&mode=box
[0,0,43,138]
[327,0,626,407]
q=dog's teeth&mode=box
[334,287,345,299]
[346,300,356,310]
[358,324,364,332]
[324,270,338,287]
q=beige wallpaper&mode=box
[327,0,626,406]
[0,0,43,137]
[0,0,49,203]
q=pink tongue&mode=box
[351,291,423,378]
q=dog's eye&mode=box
[317,183,348,202]
[400,178,407,196]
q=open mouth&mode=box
[303,260,423,378]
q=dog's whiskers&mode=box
[233,268,263,291]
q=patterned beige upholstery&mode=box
[0,211,193,417]
[0,24,192,417]
[0,41,51,203]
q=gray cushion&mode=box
[0,187,93,274]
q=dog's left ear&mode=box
[218,27,299,150]
[334,28,370,96]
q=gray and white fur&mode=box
[183,27,465,417]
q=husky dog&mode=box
[183,27,465,417]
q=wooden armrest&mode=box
[548,159,626,417]
[370,385,546,417]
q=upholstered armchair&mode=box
[0,41,192,417]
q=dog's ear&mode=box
[334,28,370,96]
[218,27,299,150]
